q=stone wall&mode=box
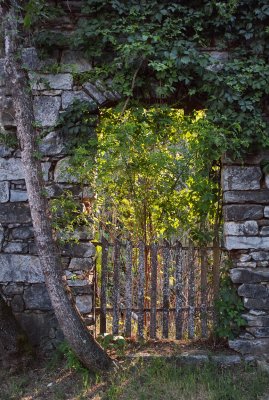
[0,47,117,351]
[222,151,269,356]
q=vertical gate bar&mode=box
[100,236,108,334]
[137,240,145,338]
[112,238,121,335]
[162,240,170,339]
[150,242,158,339]
[175,241,183,340]
[200,248,208,338]
[125,240,133,337]
[188,243,195,339]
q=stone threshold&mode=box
[124,351,258,367]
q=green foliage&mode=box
[0,131,18,148]
[215,265,246,339]
[50,191,91,243]
[57,341,90,388]
[97,334,126,355]
[73,105,226,243]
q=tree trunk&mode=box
[3,4,112,372]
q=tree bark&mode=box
[3,4,112,372]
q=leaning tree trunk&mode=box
[3,4,112,372]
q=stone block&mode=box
[223,205,263,221]
[229,338,269,355]
[0,203,31,223]
[34,96,61,127]
[230,268,269,284]
[3,241,28,254]
[265,206,269,218]
[0,158,24,180]
[0,254,44,283]
[222,166,262,191]
[16,312,59,347]
[22,47,40,70]
[11,226,34,240]
[69,258,94,271]
[70,284,93,295]
[75,295,92,314]
[238,284,269,298]
[225,236,269,250]
[24,284,52,311]
[61,50,92,73]
[0,145,13,158]
[224,221,258,236]
[260,226,269,236]
[242,313,269,327]
[41,162,51,181]
[83,82,107,105]
[11,295,25,312]
[39,131,65,156]
[1,283,24,296]
[67,279,89,287]
[236,262,256,268]
[239,254,251,262]
[244,297,269,310]
[250,251,269,261]
[62,90,97,110]
[210,354,241,366]
[54,157,77,183]
[10,190,28,202]
[62,242,96,258]
[247,327,269,338]
[224,190,269,204]
[72,226,94,241]
[30,73,73,90]
[0,181,9,203]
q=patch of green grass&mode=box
[104,359,269,400]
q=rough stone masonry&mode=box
[223,150,269,357]
[0,47,119,351]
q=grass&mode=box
[105,358,269,400]
[0,355,268,400]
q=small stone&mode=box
[30,73,73,90]
[0,158,24,180]
[41,162,51,181]
[222,166,262,191]
[266,175,269,189]
[24,284,52,311]
[10,190,28,202]
[224,221,259,236]
[1,283,24,296]
[247,327,269,338]
[238,283,269,298]
[265,206,269,218]
[61,91,97,110]
[62,242,96,258]
[75,295,92,314]
[83,82,107,105]
[223,205,263,222]
[244,297,269,310]
[240,254,251,262]
[249,310,267,316]
[0,254,44,283]
[34,96,61,127]
[225,236,269,250]
[236,262,256,268]
[22,47,40,70]
[69,258,94,271]
[250,251,269,261]
[224,190,269,204]
[0,181,9,203]
[229,338,269,355]
[54,157,77,183]
[39,131,65,156]
[3,242,28,254]
[261,227,269,236]
[67,279,90,287]
[230,268,269,284]
[11,226,34,240]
